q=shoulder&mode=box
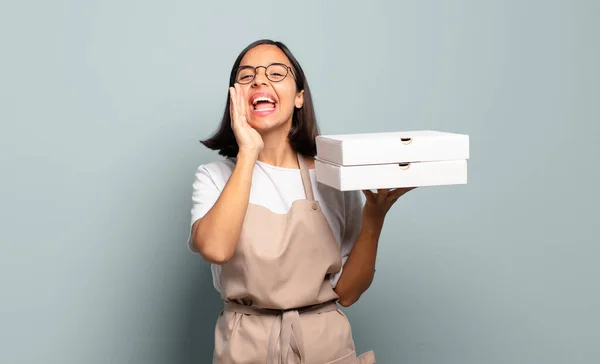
[192,158,236,190]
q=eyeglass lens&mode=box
[236,64,289,84]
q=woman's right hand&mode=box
[191,84,261,263]
[230,83,264,158]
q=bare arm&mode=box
[333,204,383,307]
[190,83,263,264]
[334,187,415,306]
[190,151,256,264]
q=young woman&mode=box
[188,39,413,363]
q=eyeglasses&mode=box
[235,63,295,84]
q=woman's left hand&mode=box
[362,187,416,221]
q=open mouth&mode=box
[250,94,277,112]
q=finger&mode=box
[362,189,375,202]
[235,83,246,123]
[387,188,408,206]
[387,188,406,199]
[229,89,235,124]
[387,186,415,200]
[236,84,244,124]
[377,189,391,200]
[229,87,237,123]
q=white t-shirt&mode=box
[188,157,365,293]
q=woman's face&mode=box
[235,44,304,133]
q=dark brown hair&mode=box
[200,39,319,158]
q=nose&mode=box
[252,67,269,86]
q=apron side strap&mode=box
[297,153,315,201]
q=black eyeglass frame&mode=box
[234,63,296,85]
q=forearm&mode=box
[334,205,385,307]
[191,151,256,264]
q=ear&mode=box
[295,89,304,109]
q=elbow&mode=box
[336,277,374,307]
[203,250,233,265]
[336,290,361,307]
[194,239,234,264]
[338,297,357,307]
[191,226,234,264]
[338,290,368,307]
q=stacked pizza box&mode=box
[314,130,470,191]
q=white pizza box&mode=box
[315,130,469,166]
[314,158,467,191]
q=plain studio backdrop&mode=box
[1,0,598,363]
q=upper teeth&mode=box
[253,96,274,104]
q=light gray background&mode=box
[1,0,598,363]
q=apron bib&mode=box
[213,153,375,364]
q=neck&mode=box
[253,119,300,168]
[257,129,298,168]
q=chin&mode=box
[248,116,287,133]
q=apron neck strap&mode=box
[297,153,314,201]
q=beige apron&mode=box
[213,153,376,364]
